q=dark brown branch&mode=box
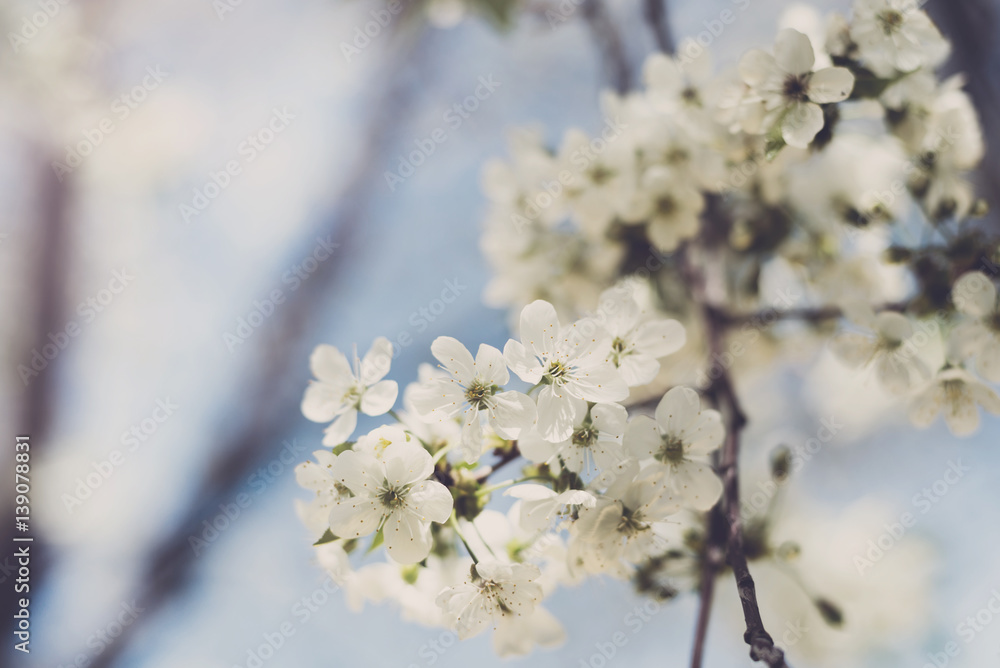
[581,0,631,93]
[642,0,674,55]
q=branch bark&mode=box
[643,0,675,55]
[581,0,631,93]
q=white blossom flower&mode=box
[624,387,724,511]
[492,605,566,658]
[620,165,705,252]
[572,464,681,573]
[738,29,855,148]
[301,338,398,446]
[518,398,629,473]
[504,484,596,532]
[504,300,629,442]
[829,311,932,395]
[951,272,1000,382]
[908,366,1000,436]
[597,286,686,386]
[329,440,452,564]
[851,0,949,78]
[411,336,536,461]
[436,561,543,639]
[294,449,349,538]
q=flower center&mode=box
[589,165,615,185]
[782,75,809,102]
[681,86,700,105]
[656,196,677,216]
[878,9,904,34]
[342,386,362,407]
[546,360,572,384]
[464,379,496,409]
[657,436,686,464]
[379,486,406,509]
[617,505,648,536]
[572,425,599,448]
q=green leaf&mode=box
[366,528,384,554]
[313,528,337,546]
[331,441,354,456]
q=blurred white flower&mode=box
[301,338,398,446]
[738,29,855,148]
[504,484,595,532]
[518,399,628,473]
[829,311,931,395]
[294,449,348,538]
[851,0,949,77]
[951,271,1000,382]
[908,366,1000,436]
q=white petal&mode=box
[310,344,352,382]
[781,101,824,148]
[360,337,394,384]
[475,343,510,385]
[301,382,343,423]
[504,483,557,501]
[655,386,701,435]
[808,67,854,103]
[383,510,433,564]
[322,409,357,446]
[908,384,944,428]
[874,311,914,342]
[680,410,725,454]
[591,402,628,436]
[774,28,815,75]
[953,271,997,318]
[969,380,1000,416]
[328,496,382,538]
[360,380,398,416]
[618,353,660,387]
[332,449,382,495]
[944,389,980,437]
[517,428,560,465]
[503,339,543,384]
[624,414,661,459]
[519,300,561,357]
[739,49,777,87]
[671,460,723,511]
[570,362,629,403]
[407,480,453,523]
[489,391,537,439]
[431,336,477,382]
[410,378,465,419]
[460,419,484,462]
[382,442,434,486]
[633,319,687,358]
[536,386,577,442]
[829,332,876,367]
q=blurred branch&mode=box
[581,0,631,93]
[71,28,436,668]
[1,154,71,645]
[643,0,674,55]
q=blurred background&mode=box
[2,0,1000,666]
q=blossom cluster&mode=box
[294,0,999,662]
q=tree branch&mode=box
[581,0,631,93]
[642,0,675,55]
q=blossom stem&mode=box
[449,512,480,563]
[476,476,550,496]
[387,409,403,423]
[431,441,455,465]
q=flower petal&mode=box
[654,386,701,436]
[591,402,628,436]
[383,510,433,564]
[382,442,434,487]
[504,339,543,384]
[519,300,561,357]
[680,410,725,455]
[407,480,453,523]
[475,343,510,385]
[633,319,687,358]
[774,28,815,75]
[360,379,398,416]
[808,67,854,103]
[328,496,382,539]
[322,409,357,446]
[360,337,394,384]
[301,381,343,423]
[671,460,723,511]
[953,271,997,318]
[332,449,382,495]
[781,101,824,148]
[624,414,661,459]
[431,336,477,382]
[739,49,777,87]
[536,386,577,442]
[489,391,537,439]
[310,344,352,382]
